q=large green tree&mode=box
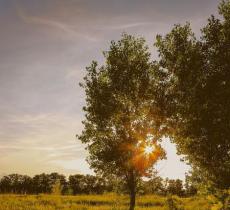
[154,0,230,192]
[79,34,165,210]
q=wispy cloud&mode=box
[0,112,86,175]
[0,145,82,151]
[50,158,92,174]
[9,113,55,124]
[17,8,98,42]
[0,112,84,157]
[104,22,154,30]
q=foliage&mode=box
[140,172,165,195]
[0,174,33,194]
[78,33,165,209]
[166,196,184,210]
[154,0,230,191]
[184,173,197,197]
[32,173,67,194]
[69,174,107,194]
[51,180,62,195]
[166,179,184,197]
[0,173,108,195]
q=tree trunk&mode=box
[129,185,136,210]
[128,171,136,210]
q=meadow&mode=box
[0,194,214,210]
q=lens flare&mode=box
[144,145,155,155]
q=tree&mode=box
[0,174,33,194]
[18,175,33,194]
[0,176,11,193]
[141,171,165,195]
[79,34,165,210]
[68,174,85,194]
[154,0,230,192]
[166,179,184,197]
[32,173,51,194]
[32,173,67,194]
[184,173,197,197]
[49,173,67,194]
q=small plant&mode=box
[166,196,185,210]
[51,179,62,195]
[166,196,178,210]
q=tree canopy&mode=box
[79,34,165,210]
[154,0,230,190]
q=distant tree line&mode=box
[0,172,196,196]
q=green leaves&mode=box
[155,0,230,190]
[79,34,164,181]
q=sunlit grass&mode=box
[0,194,212,210]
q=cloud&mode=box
[0,112,84,155]
[103,22,154,30]
[50,158,92,175]
[0,112,86,176]
[17,8,98,42]
[9,113,56,124]
[0,144,82,152]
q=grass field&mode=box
[0,194,214,210]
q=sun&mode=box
[144,145,155,155]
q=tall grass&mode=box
[0,194,212,210]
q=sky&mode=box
[0,0,220,179]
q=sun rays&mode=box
[144,144,155,155]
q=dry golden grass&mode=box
[0,194,212,210]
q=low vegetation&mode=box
[0,194,214,210]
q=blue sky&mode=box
[0,0,219,178]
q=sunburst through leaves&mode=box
[144,144,155,155]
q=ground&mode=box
[0,194,213,210]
